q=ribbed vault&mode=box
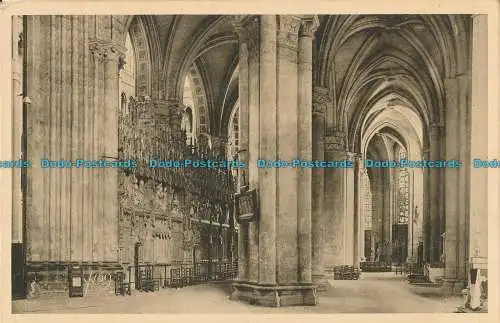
[314,15,469,153]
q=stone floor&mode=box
[12,272,467,314]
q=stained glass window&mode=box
[398,148,410,224]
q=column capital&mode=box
[239,41,249,60]
[211,136,228,149]
[244,16,261,58]
[324,129,346,152]
[277,15,302,40]
[89,38,126,62]
[299,15,320,37]
[430,122,444,128]
[231,15,253,42]
[429,122,444,137]
[312,86,331,116]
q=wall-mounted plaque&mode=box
[234,189,258,223]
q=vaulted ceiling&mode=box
[124,14,470,144]
[314,14,469,151]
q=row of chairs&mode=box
[167,261,238,289]
[331,265,361,280]
[360,261,392,272]
[114,261,238,295]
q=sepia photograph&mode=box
[2,1,496,318]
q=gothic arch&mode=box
[360,104,424,161]
[174,18,235,100]
[127,17,152,96]
[219,62,239,137]
[119,16,161,98]
[350,90,427,154]
[161,16,229,101]
[186,63,210,136]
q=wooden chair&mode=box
[184,267,193,286]
[170,268,181,288]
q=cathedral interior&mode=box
[10,14,488,310]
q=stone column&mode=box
[443,76,460,293]
[12,16,23,244]
[230,15,319,307]
[469,14,488,272]
[233,19,250,280]
[276,15,300,284]
[246,16,260,284]
[103,42,124,262]
[311,87,328,286]
[89,40,105,262]
[82,16,92,262]
[297,16,318,285]
[323,132,355,267]
[353,154,362,267]
[456,73,469,283]
[422,148,430,262]
[69,16,84,262]
[428,124,443,264]
[258,14,277,285]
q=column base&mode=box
[312,274,330,292]
[441,279,467,296]
[231,281,318,307]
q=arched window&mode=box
[119,33,136,104]
[361,169,372,230]
[227,104,239,161]
[398,148,410,224]
[182,76,196,145]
